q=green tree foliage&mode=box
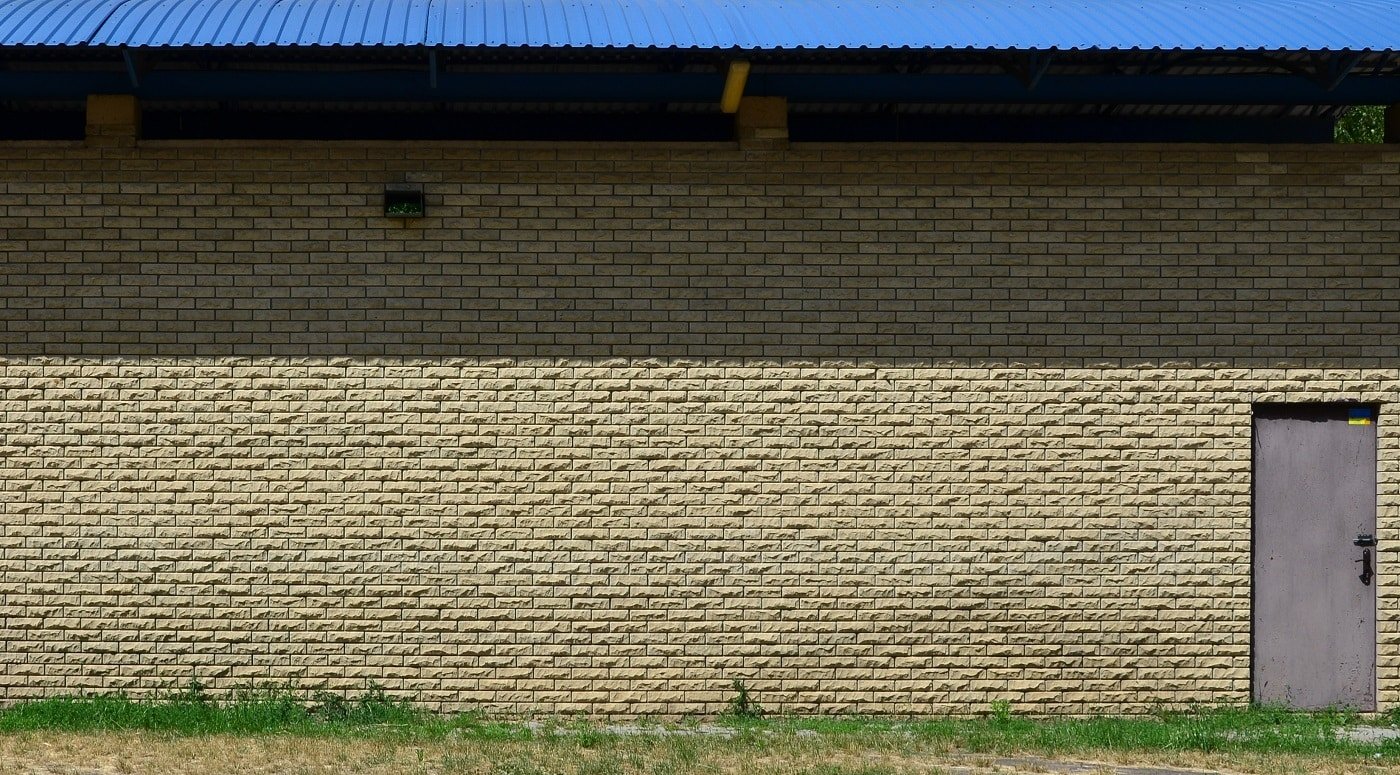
[1335,105,1386,143]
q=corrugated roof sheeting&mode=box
[0,0,122,46]
[95,0,435,47]
[3,0,1399,50]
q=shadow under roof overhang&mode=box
[0,46,1398,106]
[1,0,1398,141]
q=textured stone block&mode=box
[0,142,1398,715]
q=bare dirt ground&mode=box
[3,732,1400,775]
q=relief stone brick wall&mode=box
[1,141,1398,714]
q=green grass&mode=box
[1,686,1396,762]
[769,704,1395,758]
[0,681,448,737]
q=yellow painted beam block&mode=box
[736,95,788,149]
[720,60,750,114]
[85,94,140,145]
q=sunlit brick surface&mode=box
[1,142,1398,714]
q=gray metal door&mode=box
[1254,404,1377,710]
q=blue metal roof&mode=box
[1,0,1398,50]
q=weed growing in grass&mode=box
[726,679,764,720]
[180,677,210,704]
[987,700,1013,724]
[312,689,352,721]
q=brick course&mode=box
[1,141,1398,714]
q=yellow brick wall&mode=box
[1,141,1398,715]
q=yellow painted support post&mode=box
[720,60,750,114]
[736,95,788,150]
[85,94,140,146]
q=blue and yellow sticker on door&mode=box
[1349,406,1374,425]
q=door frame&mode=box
[1250,401,1380,709]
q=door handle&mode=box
[1359,548,1374,586]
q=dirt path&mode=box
[0,731,1389,775]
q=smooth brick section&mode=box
[1,141,1398,715]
